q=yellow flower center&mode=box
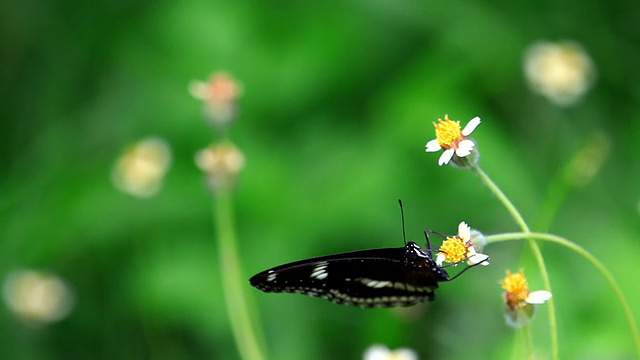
[433,114,463,148]
[502,270,530,308]
[438,236,467,263]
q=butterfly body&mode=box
[249,241,451,307]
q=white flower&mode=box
[363,344,417,360]
[3,270,75,325]
[111,137,172,198]
[436,222,489,266]
[189,71,242,127]
[425,115,481,166]
[524,40,595,106]
[195,142,246,191]
[502,270,553,328]
[502,270,553,309]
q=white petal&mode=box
[438,149,455,166]
[435,253,446,266]
[461,116,481,136]
[425,139,442,152]
[526,290,552,304]
[474,254,490,266]
[466,248,490,266]
[458,222,471,241]
[455,139,475,157]
[363,345,390,360]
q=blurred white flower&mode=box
[524,40,595,106]
[111,137,172,198]
[3,269,75,325]
[195,142,245,190]
[363,344,418,360]
[189,71,243,127]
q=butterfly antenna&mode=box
[424,230,433,252]
[398,199,407,246]
[424,229,449,253]
[447,258,490,281]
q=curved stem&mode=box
[487,232,640,357]
[471,165,530,233]
[215,189,267,360]
[472,165,558,360]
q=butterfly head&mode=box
[404,241,450,282]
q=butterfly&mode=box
[249,228,485,307]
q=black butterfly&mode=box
[249,230,484,307]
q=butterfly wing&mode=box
[249,244,448,307]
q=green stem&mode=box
[215,189,267,360]
[471,165,529,233]
[522,324,534,360]
[488,232,640,357]
[471,165,558,360]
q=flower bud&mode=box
[450,140,480,168]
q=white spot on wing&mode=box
[358,278,393,289]
[393,282,406,290]
[266,273,277,282]
[310,262,329,280]
[313,272,328,280]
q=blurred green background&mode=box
[2,0,639,359]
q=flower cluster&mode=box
[425,116,555,331]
